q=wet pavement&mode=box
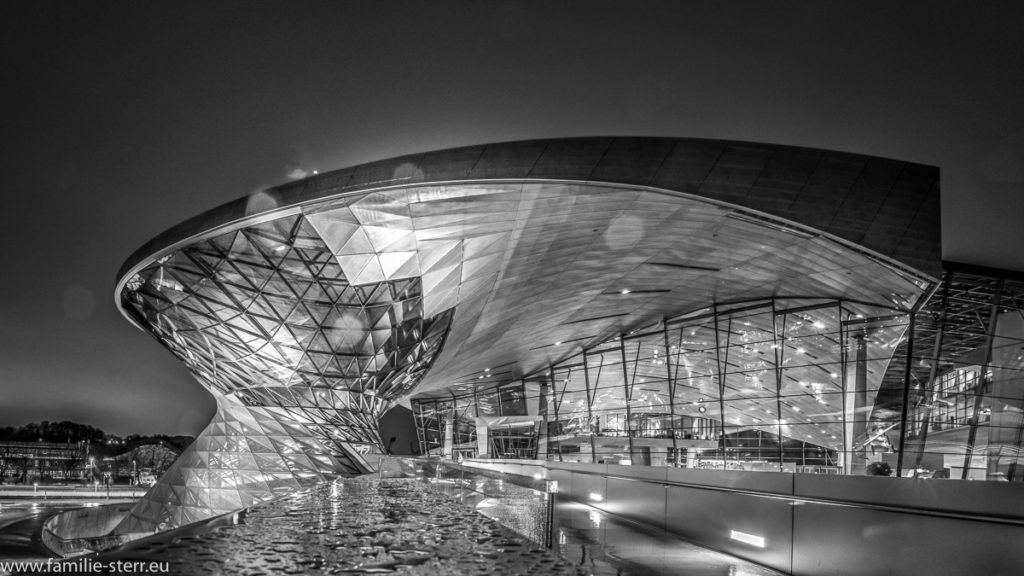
[79,477,585,575]
[4,473,786,575]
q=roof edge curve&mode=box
[117,136,941,285]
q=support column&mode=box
[537,380,550,461]
[686,447,698,468]
[475,418,489,459]
[442,418,454,459]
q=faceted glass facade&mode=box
[121,214,453,425]
[119,213,453,531]
[119,399,360,532]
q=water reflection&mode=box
[425,473,550,545]
[82,476,583,575]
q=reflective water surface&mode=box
[87,476,584,575]
[25,468,786,575]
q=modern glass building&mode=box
[106,138,1024,573]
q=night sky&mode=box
[3,1,1023,436]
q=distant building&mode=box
[0,441,86,482]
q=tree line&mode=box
[0,420,194,452]
[0,421,194,484]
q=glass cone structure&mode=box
[117,214,452,533]
[116,137,946,536]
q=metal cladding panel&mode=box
[603,476,666,531]
[791,503,1024,576]
[648,138,728,193]
[347,154,425,190]
[665,484,795,573]
[525,137,614,180]
[586,137,677,185]
[119,137,941,282]
[466,139,549,180]
[417,145,488,182]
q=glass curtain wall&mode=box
[902,268,1024,481]
[412,270,1024,481]
[556,298,908,473]
[413,382,532,459]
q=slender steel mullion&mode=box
[619,337,636,463]
[962,278,1005,479]
[895,308,918,476]
[662,321,679,465]
[527,377,541,460]
[549,366,563,463]
[713,305,732,466]
[839,300,848,474]
[581,354,597,462]
[771,299,786,468]
[555,369,569,414]
[412,401,423,455]
[913,272,954,470]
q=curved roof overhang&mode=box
[116,137,940,403]
[118,137,941,290]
